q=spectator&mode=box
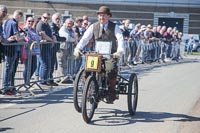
[130,23,141,65]
[50,13,62,70]
[187,35,195,54]
[145,25,155,61]
[0,5,18,95]
[119,19,131,65]
[82,15,89,21]
[0,6,17,63]
[81,19,89,35]
[73,17,83,42]
[2,10,24,95]
[163,27,173,60]
[152,26,162,61]
[159,26,167,62]
[58,18,77,81]
[50,12,66,81]
[160,26,166,36]
[156,25,161,33]
[73,17,84,75]
[33,17,42,80]
[82,15,92,27]
[171,30,179,61]
[178,32,184,59]
[0,5,8,63]
[22,17,41,85]
[32,17,41,30]
[79,19,93,70]
[36,12,58,86]
[121,19,131,40]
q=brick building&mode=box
[1,0,200,34]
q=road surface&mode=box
[0,57,200,133]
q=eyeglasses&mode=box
[56,18,60,20]
[28,20,34,22]
[43,16,49,20]
[2,10,7,14]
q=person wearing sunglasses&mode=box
[36,12,58,86]
[22,17,41,85]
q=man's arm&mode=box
[40,31,54,42]
[59,27,76,43]
[76,24,94,50]
[115,24,124,53]
[36,22,53,42]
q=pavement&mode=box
[0,55,200,132]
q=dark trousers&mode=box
[39,45,57,83]
[23,55,37,84]
[166,44,172,58]
[0,43,4,63]
[128,40,137,63]
[2,51,20,88]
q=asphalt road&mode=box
[0,57,200,133]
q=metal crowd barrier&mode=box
[0,41,78,96]
[0,39,186,95]
[124,38,185,64]
[0,42,32,94]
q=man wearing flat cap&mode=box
[74,6,124,103]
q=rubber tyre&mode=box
[82,76,97,123]
[196,47,200,53]
[127,73,138,115]
[73,68,85,112]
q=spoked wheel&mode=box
[73,68,85,112]
[82,76,98,123]
[127,73,138,115]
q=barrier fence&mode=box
[0,39,186,95]
[121,39,185,65]
[0,41,76,95]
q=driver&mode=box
[74,6,124,103]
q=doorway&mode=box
[158,17,184,32]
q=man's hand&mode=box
[113,50,124,59]
[7,36,17,42]
[74,48,81,59]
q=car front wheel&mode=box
[196,47,200,53]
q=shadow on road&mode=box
[121,58,200,77]
[0,88,73,122]
[0,127,13,132]
[91,109,200,126]
[0,87,73,104]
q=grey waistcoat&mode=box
[93,21,117,53]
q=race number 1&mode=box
[86,56,99,70]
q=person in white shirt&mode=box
[187,35,195,54]
[58,18,77,81]
[74,6,124,103]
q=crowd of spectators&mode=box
[0,4,186,96]
[119,19,184,66]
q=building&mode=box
[1,0,200,34]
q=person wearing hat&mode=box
[74,5,124,103]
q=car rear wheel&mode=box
[196,47,200,53]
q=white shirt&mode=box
[188,38,195,46]
[76,22,124,53]
[59,25,77,43]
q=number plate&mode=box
[86,56,99,69]
[85,54,102,72]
